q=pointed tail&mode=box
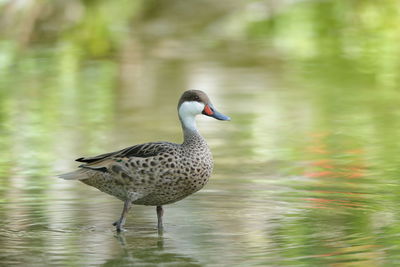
[58,169,90,180]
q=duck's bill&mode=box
[202,104,231,121]
[212,110,231,121]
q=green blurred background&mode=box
[2,0,400,266]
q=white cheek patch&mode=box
[178,101,205,131]
[179,101,204,116]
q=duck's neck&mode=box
[178,101,206,146]
[180,117,205,146]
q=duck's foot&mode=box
[116,224,126,233]
[112,219,126,232]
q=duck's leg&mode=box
[156,205,164,230]
[113,200,132,232]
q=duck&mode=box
[59,90,230,232]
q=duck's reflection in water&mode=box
[106,231,200,267]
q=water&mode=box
[2,0,400,266]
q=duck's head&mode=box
[178,89,230,120]
[178,90,230,131]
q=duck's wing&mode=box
[75,151,118,164]
[76,142,173,173]
[76,142,169,163]
[60,142,174,180]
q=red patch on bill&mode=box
[203,105,213,115]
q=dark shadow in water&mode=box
[114,231,163,249]
[103,232,201,267]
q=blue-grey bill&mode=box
[211,110,231,121]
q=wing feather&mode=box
[76,142,170,163]
[75,142,174,174]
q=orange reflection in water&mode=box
[302,133,368,210]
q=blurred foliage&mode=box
[1,0,400,84]
[1,0,399,62]
[245,0,400,87]
[0,0,143,56]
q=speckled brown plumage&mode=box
[79,134,212,206]
[59,90,230,232]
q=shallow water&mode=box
[2,1,400,266]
